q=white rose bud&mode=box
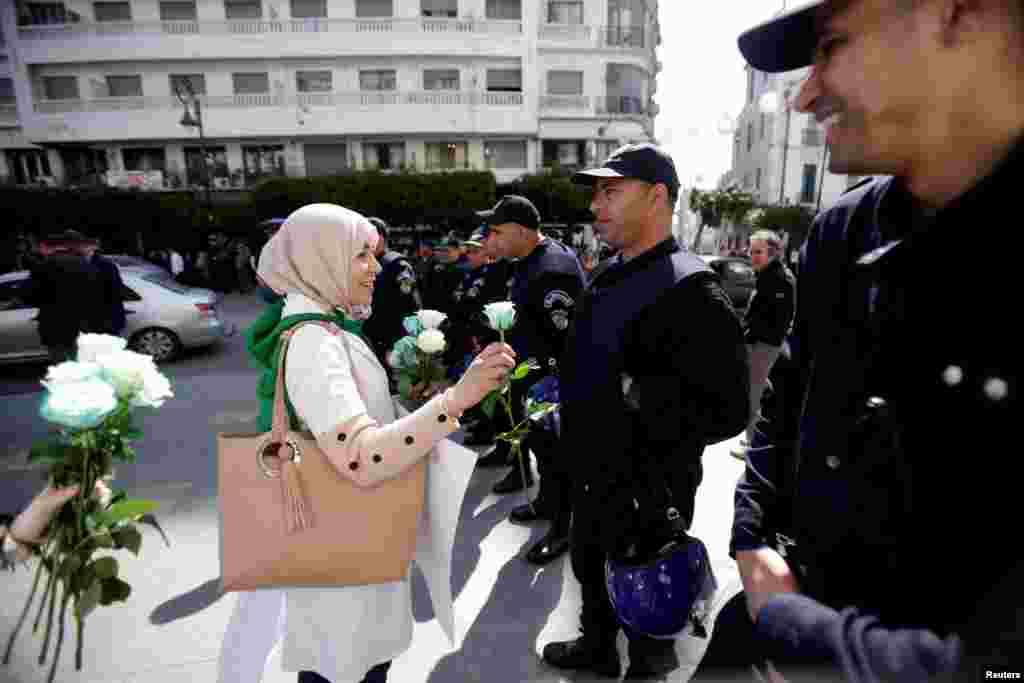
[417,310,448,330]
[42,360,102,392]
[416,329,446,355]
[95,350,160,402]
[131,364,174,408]
[77,333,127,363]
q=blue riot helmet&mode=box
[604,520,717,640]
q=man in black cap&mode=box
[698,1,1024,679]
[419,233,463,315]
[474,196,584,536]
[362,217,421,373]
[541,144,749,680]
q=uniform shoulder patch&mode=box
[543,289,575,309]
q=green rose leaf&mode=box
[60,554,83,578]
[27,442,72,465]
[76,580,103,620]
[92,556,119,580]
[121,427,144,442]
[528,402,557,417]
[112,526,143,556]
[108,489,127,507]
[139,514,172,548]
[99,577,131,605]
[101,500,157,525]
[93,532,115,548]
[511,361,535,381]
[480,392,499,420]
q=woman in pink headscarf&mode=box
[220,204,515,683]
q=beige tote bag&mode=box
[218,324,427,591]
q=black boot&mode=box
[492,465,534,494]
[525,524,570,565]
[509,497,552,523]
[542,634,621,678]
[475,442,512,468]
[624,637,679,680]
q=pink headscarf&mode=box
[257,203,379,319]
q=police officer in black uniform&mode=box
[696,2,1024,680]
[420,234,464,315]
[473,196,585,511]
[541,145,749,680]
[362,217,420,370]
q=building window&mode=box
[485,140,527,169]
[184,146,228,186]
[743,172,751,189]
[19,2,82,25]
[760,113,765,140]
[360,70,396,91]
[801,163,818,204]
[232,72,269,94]
[292,0,327,18]
[365,142,405,170]
[0,78,15,105]
[243,145,286,182]
[356,0,392,17]
[225,0,262,18]
[421,0,456,17]
[487,69,522,92]
[42,76,79,100]
[297,70,332,92]
[746,122,753,152]
[424,70,459,91]
[547,70,583,95]
[304,143,348,177]
[542,140,585,167]
[486,0,520,19]
[106,75,143,97]
[425,142,468,170]
[755,167,761,189]
[94,2,131,21]
[170,74,206,95]
[122,147,167,172]
[606,0,644,47]
[547,0,582,23]
[159,1,197,20]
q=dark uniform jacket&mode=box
[24,252,107,346]
[92,254,127,335]
[732,138,1024,679]
[745,258,795,347]
[506,238,584,372]
[420,260,462,315]
[448,262,508,348]
[363,250,419,358]
[562,238,749,551]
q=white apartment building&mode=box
[726,64,866,211]
[0,0,659,190]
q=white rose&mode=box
[40,377,118,430]
[42,360,102,392]
[417,310,448,330]
[77,334,127,363]
[131,365,174,408]
[483,301,517,332]
[95,350,160,402]
[416,329,446,355]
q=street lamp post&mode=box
[174,77,214,226]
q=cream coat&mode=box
[219,294,475,683]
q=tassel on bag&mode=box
[280,457,313,533]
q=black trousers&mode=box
[298,661,391,683]
[693,591,765,679]
[530,427,571,531]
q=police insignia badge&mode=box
[468,287,479,298]
[400,282,413,294]
[543,290,575,309]
[552,310,569,330]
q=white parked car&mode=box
[0,269,226,364]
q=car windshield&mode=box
[142,272,191,294]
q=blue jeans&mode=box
[298,661,390,683]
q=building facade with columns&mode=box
[0,0,659,190]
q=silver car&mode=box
[0,269,226,364]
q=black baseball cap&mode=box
[476,195,541,231]
[43,229,94,245]
[572,143,680,198]
[738,0,823,73]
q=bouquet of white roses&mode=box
[3,334,172,683]
[387,310,449,402]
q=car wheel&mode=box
[129,328,181,363]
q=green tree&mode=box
[689,186,757,252]
[751,204,815,252]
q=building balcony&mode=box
[538,24,648,52]
[597,95,648,118]
[539,95,591,115]
[15,17,524,62]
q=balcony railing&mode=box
[33,91,524,113]
[0,103,18,124]
[17,17,522,39]
[540,95,590,110]
[598,95,647,116]
[540,23,646,49]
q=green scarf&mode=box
[247,299,369,432]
